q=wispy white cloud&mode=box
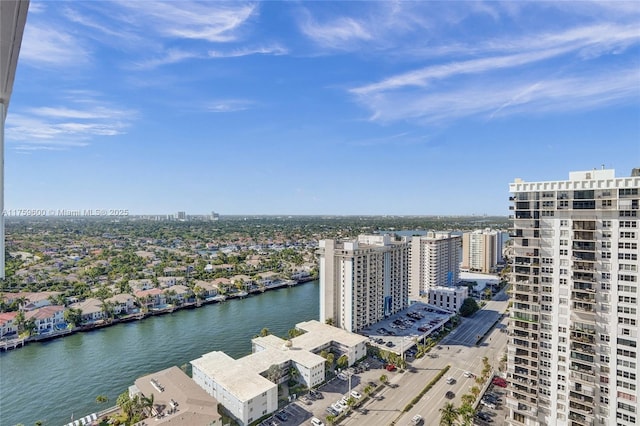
[205,99,254,113]
[355,68,639,124]
[5,97,136,151]
[114,1,257,43]
[349,20,640,124]
[131,49,204,70]
[208,45,288,58]
[299,13,372,50]
[20,23,91,68]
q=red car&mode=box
[386,364,397,372]
[492,377,507,388]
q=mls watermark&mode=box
[3,209,129,217]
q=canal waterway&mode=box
[0,281,319,426]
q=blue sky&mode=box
[6,1,640,216]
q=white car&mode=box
[350,390,362,399]
[311,417,325,426]
[463,371,474,378]
[331,403,343,413]
[411,414,423,425]
[337,373,348,381]
[446,376,456,384]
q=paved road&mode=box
[340,290,510,426]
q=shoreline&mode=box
[0,277,317,352]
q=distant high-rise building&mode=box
[506,169,639,426]
[211,211,219,221]
[318,234,409,332]
[409,232,461,299]
[0,1,30,279]
[462,229,506,273]
[176,211,186,221]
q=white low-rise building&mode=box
[191,320,367,426]
[427,286,468,313]
[191,351,277,426]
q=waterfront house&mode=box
[131,366,221,425]
[106,293,137,315]
[135,288,167,310]
[70,298,105,324]
[0,312,18,338]
[25,305,65,334]
[164,285,192,305]
[193,280,219,299]
[257,272,279,287]
[212,277,232,292]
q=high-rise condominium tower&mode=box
[318,234,409,332]
[0,1,30,279]
[506,169,639,426]
[409,231,461,299]
[462,229,506,273]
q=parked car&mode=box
[310,389,323,399]
[446,377,456,384]
[311,418,325,426]
[326,407,338,416]
[481,400,497,409]
[386,364,397,372]
[351,390,362,399]
[492,377,507,388]
[446,391,455,399]
[275,411,288,422]
[476,412,493,422]
[463,371,475,378]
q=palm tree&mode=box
[461,394,475,405]
[259,327,270,337]
[439,402,459,426]
[142,393,155,416]
[457,403,475,426]
[379,374,388,384]
[470,386,481,399]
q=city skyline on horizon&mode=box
[5,1,640,216]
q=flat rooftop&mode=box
[133,366,221,425]
[295,320,369,349]
[191,351,275,401]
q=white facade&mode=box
[506,169,640,426]
[428,286,468,312]
[191,320,367,426]
[318,235,410,333]
[191,351,277,426]
[462,229,504,273]
[409,232,462,299]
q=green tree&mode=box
[336,354,348,370]
[64,308,83,327]
[379,374,388,384]
[96,394,109,404]
[260,327,270,337]
[459,297,480,317]
[325,318,334,326]
[439,402,459,426]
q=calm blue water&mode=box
[0,281,319,426]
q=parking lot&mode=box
[359,302,453,355]
[474,383,508,426]
[257,357,393,426]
